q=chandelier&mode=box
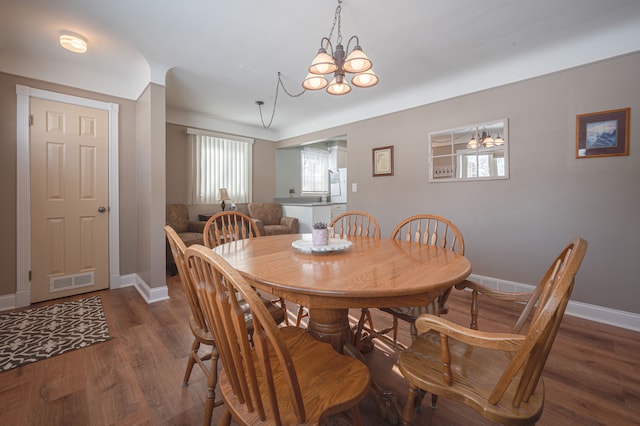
[302,0,378,95]
[256,0,378,128]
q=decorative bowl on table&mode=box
[292,237,352,253]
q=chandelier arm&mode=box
[321,37,334,57]
[346,35,360,54]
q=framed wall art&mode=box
[576,108,630,158]
[372,145,394,177]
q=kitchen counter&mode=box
[281,203,347,232]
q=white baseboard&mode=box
[0,290,31,310]
[3,272,638,331]
[118,273,169,304]
[467,273,640,333]
[0,273,169,312]
[0,293,16,311]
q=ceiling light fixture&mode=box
[256,0,377,128]
[303,0,378,95]
[60,32,88,53]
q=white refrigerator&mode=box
[329,168,347,203]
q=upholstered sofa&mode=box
[248,202,299,236]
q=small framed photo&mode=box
[576,108,630,158]
[373,145,394,177]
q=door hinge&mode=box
[29,270,32,281]
[29,115,34,126]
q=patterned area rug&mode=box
[0,296,111,371]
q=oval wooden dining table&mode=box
[212,233,472,424]
[212,233,472,352]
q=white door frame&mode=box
[15,85,120,308]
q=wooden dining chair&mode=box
[329,210,381,347]
[377,214,465,346]
[203,210,259,248]
[184,244,371,426]
[166,225,287,425]
[203,211,296,326]
[398,237,587,425]
[165,225,223,426]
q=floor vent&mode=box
[50,272,95,292]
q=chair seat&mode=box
[189,315,216,345]
[249,295,287,327]
[219,326,370,424]
[398,331,544,424]
[228,291,287,328]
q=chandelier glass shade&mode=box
[302,0,379,95]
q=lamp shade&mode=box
[343,47,372,73]
[218,188,230,201]
[309,48,337,75]
[302,73,329,90]
[326,77,352,95]
[351,69,379,88]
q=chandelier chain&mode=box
[327,0,342,47]
[257,72,305,129]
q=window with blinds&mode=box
[186,128,253,204]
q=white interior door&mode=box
[30,98,110,303]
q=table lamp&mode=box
[218,188,230,211]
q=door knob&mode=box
[98,206,107,213]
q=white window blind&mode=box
[186,129,253,204]
[301,148,329,194]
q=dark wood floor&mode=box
[1,274,639,425]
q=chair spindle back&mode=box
[329,210,381,239]
[204,211,261,248]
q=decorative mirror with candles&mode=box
[428,119,509,182]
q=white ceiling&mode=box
[2,0,640,141]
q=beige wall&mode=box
[136,83,167,289]
[0,71,139,298]
[278,52,640,314]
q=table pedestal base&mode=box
[307,308,351,351]
[307,307,403,425]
